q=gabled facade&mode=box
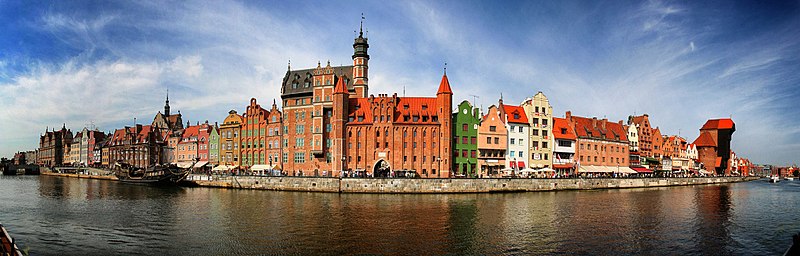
[521,91,553,170]
[552,117,576,176]
[219,110,243,168]
[38,124,73,166]
[567,111,631,174]
[477,105,508,177]
[209,123,220,165]
[452,100,480,177]
[499,99,530,172]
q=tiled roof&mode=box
[437,74,453,94]
[570,115,628,142]
[334,74,348,94]
[281,66,354,96]
[692,131,717,147]
[552,117,576,140]
[701,118,735,130]
[347,96,441,125]
[502,105,528,124]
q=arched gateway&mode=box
[373,159,391,178]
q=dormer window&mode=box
[561,128,567,134]
[306,73,312,79]
[292,81,298,89]
[514,114,520,119]
[404,105,409,110]
[295,74,300,80]
[422,105,428,110]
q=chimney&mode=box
[592,117,597,128]
[602,118,607,129]
[566,111,572,121]
[618,120,623,126]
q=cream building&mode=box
[520,92,553,169]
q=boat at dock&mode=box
[1,223,23,256]
[769,176,781,183]
[112,160,193,185]
[785,177,794,181]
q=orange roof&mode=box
[701,118,735,130]
[552,117,576,140]
[347,96,441,125]
[502,105,528,124]
[715,157,722,167]
[692,131,717,147]
[437,74,453,94]
[334,74,348,94]
[180,125,199,143]
[570,115,628,142]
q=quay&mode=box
[185,175,760,193]
[38,168,760,193]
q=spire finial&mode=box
[166,88,169,102]
[360,13,365,37]
[288,59,291,71]
[444,62,447,75]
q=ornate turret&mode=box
[352,14,369,97]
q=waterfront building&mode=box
[265,100,283,171]
[627,114,657,157]
[552,117,576,176]
[25,150,37,165]
[281,24,452,178]
[567,111,633,175]
[166,130,180,164]
[521,92,553,170]
[38,124,73,166]
[219,110,243,170]
[69,127,107,166]
[652,128,664,158]
[94,136,110,167]
[625,124,640,166]
[209,122,220,166]
[176,122,213,167]
[69,135,81,165]
[241,98,271,172]
[452,100,480,177]
[477,105,508,177]
[13,152,26,165]
[499,98,529,174]
[692,118,735,175]
[107,124,167,169]
[100,139,111,167]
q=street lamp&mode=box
[341,156,346,178]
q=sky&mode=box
[1,0,799,165]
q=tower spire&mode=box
[164,89,171,116]
[360,13,365,37]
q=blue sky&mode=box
[1,0,799,165]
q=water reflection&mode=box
[1,175,799,255]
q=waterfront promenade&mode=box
[41,170,759,193]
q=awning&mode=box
[509,161,517,168]
[518,161,526,169]
[177,162,194,168]
[699,169,713,174]
[212,165,229,171]
[553,164,574,169]
[615,167,637,174]
[631,167,653,173]
[578,165,613,173]
[250,164,271,171]
[536,167,556,173]
[194,161,208,168]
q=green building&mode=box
[209,123,220,166]
[452,100,480,177]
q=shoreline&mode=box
[39,171,760,193]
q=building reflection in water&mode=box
[694,184,735,255]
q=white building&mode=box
[500,100,530,174]
[521,92,553,169]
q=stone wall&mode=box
[190,175,759,193]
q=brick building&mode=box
[107,124,167,169]
[692,118,735,175]
[176,122,214,167]
[239,98,282,173]
[567,111,634,175]
[477,105,508,177]
[627,114,655,157]
[38,124,73,167]
[452,100,480,177]
[280,25,452,178]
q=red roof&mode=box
[715,157,722,167]
[334,74,348,94]
[632,167,652,173]
[692,131,717,147]
[701,118,735,130]
[570,115,628,142]
[437,74,453,94]
[552,117,576,140]
[502,105,528,124]
[347,96,441,125]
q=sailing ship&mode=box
[113,160,193,184]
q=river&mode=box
[0,175,797,255]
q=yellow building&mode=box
[218,110,243,171]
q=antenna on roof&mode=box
[444,62,447,75]
[403,85,405,97]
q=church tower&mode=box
[332,75,349,176]
[164,90,171,116]
[352,16,369,98]
[437,70,453,177]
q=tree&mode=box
[793,169,799,177]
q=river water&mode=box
[0,175,798,255]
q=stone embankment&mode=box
[188,175,760,193]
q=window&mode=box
[543,130,548,137]
[561,128,567,134]
[487,137,492,144]
[519,139,524,146]
[462,124,468,131]
[489,126,496,132]
[462,150,467,157]
[542,119,548,125]
[471,137,477,144]
[542,142,548,148]
[462,137,468,144]
[519,127,523,132]
[518,151,523,157]
[494,137,499,144]
[533,129,539,136]
[510,150,515,157]
[510,138,515,144]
